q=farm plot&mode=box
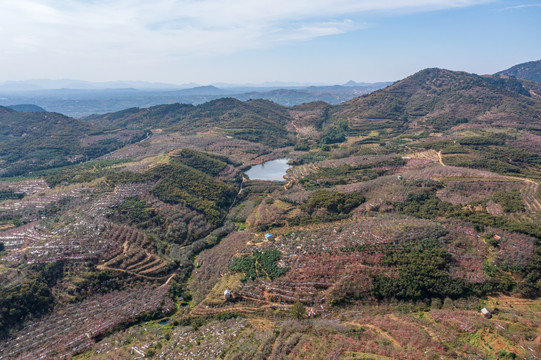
[82,318,250,360]
[520,179,541,212]
[190,231,252,303]
[271,216,444,254]
[406,149,440,162]
[0,222,49,253]
[2,227,113,264]
[442,222,489,284]
[0,184,85,212]
[287,155,399,182]
[98,224,173,280]
[0,179,49,195]
[1,182,156,264]
[407,164,508,181]
[0,286,173,360]
[0,218,114,264]
[234,217,448,305]
[436,180,524,205]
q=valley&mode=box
[0,66,541,359]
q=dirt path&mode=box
[345,321,402,349]
[437,151,446,167]
[161,273,177,288]
[190,304,261,316]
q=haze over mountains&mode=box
[0,80,391,117]
[2,60,540,119]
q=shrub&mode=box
[290,302,305,320]
[492,190,524,213]
[294,143,310,151]
[302,190,365,215]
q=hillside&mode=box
[331,68,541,134]
[496,59,541,82]
[6,104,47,112]
[1,67,541,359]
[87,98,296,146]
[0,106,147,177]
[332,69,541,131]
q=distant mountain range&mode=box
[2,61,541,177]
[0,82,391,117]
[496,59,541,82]
[0,79,389,92]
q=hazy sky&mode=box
[1,0,540,84]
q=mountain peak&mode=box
[496,59,541,82]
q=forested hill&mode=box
[4,66,541,177]
[496,59,541,82]
[6,104,47,112]
[330,67,541,133]
[86,98,296,146]
[85,67,541,152]
[0,106,146,177]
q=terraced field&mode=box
[0,287,173,360]
[521,179,541,212]
[98,224,173,280]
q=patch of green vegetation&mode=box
[321,120,348,144]
[230,249,288,281]
[0,279,53,339]
[111,196,163,228]
[287,190,365,226]
[492,190,524,213]
[293,142,310,151]
[427,117,469,132]
[0,189,24,201]
[371,239,468,301]
[290,302,306,319]
[0,261,67,339]
[150,161,236,225]
[396,189,541,297]
[173,148,230,176]
[73,268,126,299]
[457,136,505,146]
[302,190,366,214]
[497,350,518,359]
[235,222,247,230]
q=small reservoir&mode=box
[245,158,291,181]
